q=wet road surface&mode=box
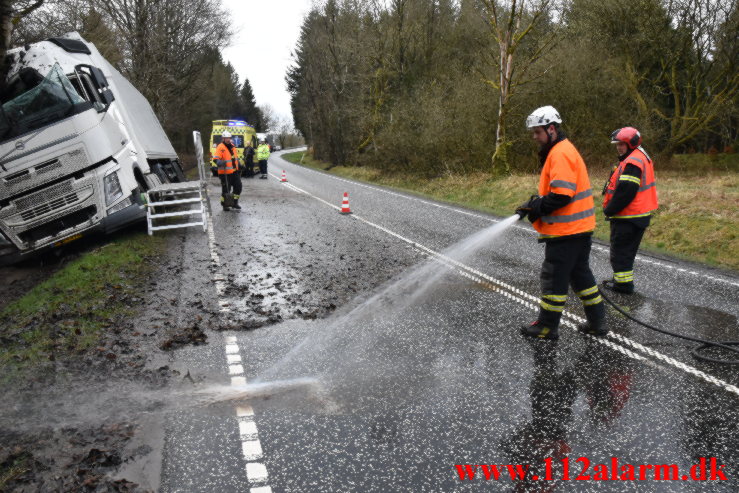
[158,151,738,492]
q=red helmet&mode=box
[610,127,641,149]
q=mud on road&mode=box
[1,172,423,491]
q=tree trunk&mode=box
[0,0,14,94]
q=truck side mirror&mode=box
[89,66,109,88]
[100,88,115,105]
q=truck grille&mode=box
[0,148,88,201]
[19,192,79,221]
[18,205,97,244]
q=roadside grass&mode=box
[0,231,166,384]
[0,453,31,490]
[283,151,739,271]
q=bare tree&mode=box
[258,104,277,133]
[480,0,556,173]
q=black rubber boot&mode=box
[577,317,608,336]
[232,201,241,210]
[602,279,634,294]
[520,321,559,340]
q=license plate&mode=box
[54,233,83,247]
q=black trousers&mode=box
[219,173,242,198]
[609,220,646,286]
[259,160,267,175]
[538,235,605,329]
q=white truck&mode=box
[0,32,185,265]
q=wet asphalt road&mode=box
[158,151,739,492]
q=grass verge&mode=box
[283,151,739,271]
[0,231,166,384]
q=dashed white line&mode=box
[207,210,274,491]
[274,172,739,398]
[277,155,739,289]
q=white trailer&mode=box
[0,32,185,264]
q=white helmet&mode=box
[222,131,232,138]
[526,106,562,128]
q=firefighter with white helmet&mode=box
[213,130,243,210]
[515,105,607,339]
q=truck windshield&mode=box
[0,64,88,143]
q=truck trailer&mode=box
[0,32,184,265]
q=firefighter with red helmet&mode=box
[602,127,658,294]
[515,106,607,340]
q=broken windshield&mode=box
[0,64,89,143]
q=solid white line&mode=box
[277,158,739,289]
[273,173,739,397]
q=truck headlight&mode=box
[103,172,123,206]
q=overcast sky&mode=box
[221,0,315,126]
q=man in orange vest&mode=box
[213,131,242,211]
[602,127,658,294]
[515,106,607,339]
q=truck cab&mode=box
[0,33,183,265]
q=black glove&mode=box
[515,195,540,221]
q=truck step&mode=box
[148,181,203,193]
[146,198,202,207]
[149,221,205,232]
[148,208,203,219]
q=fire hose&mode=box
[598,282,739,365]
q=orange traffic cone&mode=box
[340,192,352,214]
[280,170,287,182]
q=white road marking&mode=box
[205,208,274,490]
[242,439,264,460]
[239,420,259,437]
[274,173,739,398]
[277,156,739,289]
[246,462,269,483]
[250,487,273,493]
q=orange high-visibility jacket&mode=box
[603,147,658,218]
[533,139,596,238]
[214,142,239,175]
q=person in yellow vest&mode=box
[515,106,607,340]
[257,139,271,179]
[602,127,658,294]
[213,131,242,210]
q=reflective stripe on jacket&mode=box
[214,143,239,175]
[533,139,596,238]
[257,144,271,161]
[603,147,658,218]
